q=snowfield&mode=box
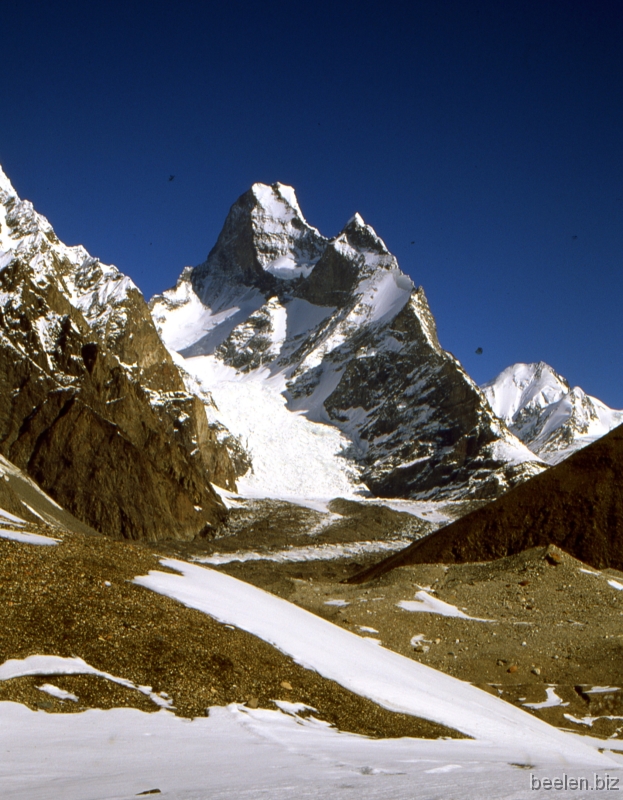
[3,701,621,800]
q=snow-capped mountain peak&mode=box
[482,362,569,422]
[482,362,623,464]
[199,182,327,295]
[250,181,303,224]
[152,183,545,501]
[0,171,141,343]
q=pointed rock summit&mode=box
[190,182,327,306]
[152,182,544,500]
[338,211,390,255]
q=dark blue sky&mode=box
[1,1,622,405]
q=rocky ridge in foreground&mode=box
[348,422,623,583]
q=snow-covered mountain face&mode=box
[152,183,544,500]
[0,164,243,540]
[482,362,623,465]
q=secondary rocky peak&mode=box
[338,212,390,256]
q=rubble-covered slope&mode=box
[0,164,237,540]
[151,183,544,500]
[482,361,623,464]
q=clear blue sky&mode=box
[1,1,622,405]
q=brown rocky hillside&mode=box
[348,422,623,582]
[0,167,242,541]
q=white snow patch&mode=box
[272,699,318,716]
[19,503,49,523]
[37,684,78,702]
[608,579,623,590]
[284,297,335,339]
[376,499,453,524]
[489,434,544,466]
[324,599,349,607]
[209,485,245,509]
[153,280,266,355]
[523,687,569,710]
[397,591,494,622]
[0,656,173,709]
[0,529,59,546]
[0,508,27,526]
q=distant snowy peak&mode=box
[482,362,623,464]
[483,362,569,422]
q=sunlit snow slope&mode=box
[178,354,362,500]
[134,557,614,762]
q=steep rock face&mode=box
[152,183,543,500]
[482,362,623,465]
[0,164,237,540]
[349,422,623,581]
